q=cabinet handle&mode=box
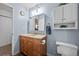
[41,40,46,45]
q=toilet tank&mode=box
[56,42,78,56]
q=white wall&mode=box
[0,4,13,47]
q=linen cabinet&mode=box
[54,3,78,29]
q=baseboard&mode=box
[15,52,20,56]
[0,43,11,48]
[12,50,20,56]
[13,51,20,56]
[0,44,11,49]
[47,53,56,56]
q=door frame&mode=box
[3,3,13,56]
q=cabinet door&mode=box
[54,6,63,20]
[24,37,33,56]
[33,39,42,56]
[41,39,47,56]
[33,39,47,56]
[38,15,45,31]
[64,4,77,20]
[27,38,33,56]
[29,17,35,32]
[23,37,28,55]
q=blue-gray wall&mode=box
[10,3,29,55]
[29,3,79,56]
[9,3,79,56]
[54,30,79,46]
[44,3,79,56]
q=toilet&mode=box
[56,42,78,56]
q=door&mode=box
[0,4,13,56]
[0,11,13,47]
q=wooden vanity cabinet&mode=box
[19,35,47,56]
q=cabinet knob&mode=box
[41,40,46,45]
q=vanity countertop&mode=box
[20,34,46,39]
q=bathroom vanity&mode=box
[19,34,47,56]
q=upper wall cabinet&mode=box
[29,14,46,32]
[54,5,63,20]
[53,4,78,29]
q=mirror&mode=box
[35,18,39,31]
[29,14,45,34]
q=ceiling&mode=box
[21,3,39,8]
